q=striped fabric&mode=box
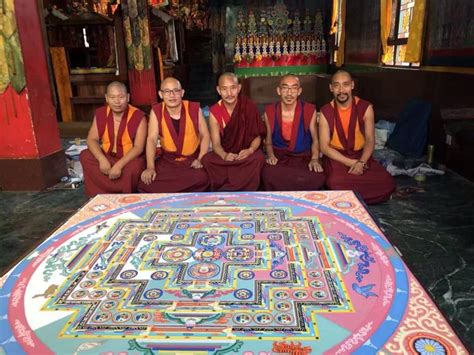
[155,100,200,157]
[96,105,144,158]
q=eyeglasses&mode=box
[280,86,300,93]
[161,88,182,96]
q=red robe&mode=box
[202,95,265,191]
[80,105,145,197]
[262,100,325,191]
[137,101,209,193]
[320,98,396,204]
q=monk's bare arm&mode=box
[208,113,231,160]
[309,112,320,159]
[319,112,356,168]
[308,111,323,172]
[141,110,159,184]
[347,105,375,175]
[86,116,111,175]
[263,113,277,165]
[191,109,210,168]
[237,135,260,160]
[109,117,147,179]
[359,105,375,165]
[197,109,210,160]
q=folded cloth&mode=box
[386,162,445,177]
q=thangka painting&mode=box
[345,0,380,64]
[424,0,474,67]
[229,0,328,77]
[0,191,468,354]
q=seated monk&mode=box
[262,74,325,191]
[80,81,146,197]
[138,77,210,193]
[319,70,396,204]
[201,72,265,191]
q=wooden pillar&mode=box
[0,1,66,191]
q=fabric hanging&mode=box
[380,0,393,64]
[405,0,426,63]
[0,0,26,94]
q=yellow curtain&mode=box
[331,0,346,67]
[380,0,393,64]
[330,0,339,35]
[405,0,426,63]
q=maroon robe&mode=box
[262,101,325,191]
[81,149,145,197]
[80,105,145,197]
[202,95,265,191]
[320,99,396,204]
[137,101,209,193]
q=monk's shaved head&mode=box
[106,81,128,94]
[216,72,241,107]
[105,81,129,114]
[279,74,300,86]
[331,70,353,83]
[218,72,239,86]
[160,77,182,90]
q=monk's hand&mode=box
[266,155,278,165]
[141,168,156,185]
[308,158,323,172]
[348,160,365,175]
[224,152,238,161]
[236,148,253,160]
[191,159,203,169]
[108,164,123,180]
[99,158,112,175]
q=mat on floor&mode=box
[0,191,468,354]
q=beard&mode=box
[335,93,350,104]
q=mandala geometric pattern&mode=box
[0,191,468,354]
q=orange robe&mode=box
[80,105,145,197]
[202,95,265,191]
[261,100,325,191]
[320,97,395,204]
[137,101,209,193]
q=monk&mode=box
[80,81,147,197]
[261,74,325,191]
[138,77,210,193]
[201,72,265,191]
[319,70,396,204]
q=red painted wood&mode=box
[4,0,62,158]
[0,86,37,157]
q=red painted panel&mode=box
[0,86,38,158]
[14,0,61,158]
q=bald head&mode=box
[279,74,300,86]
[216,72,241,107]
[218,72,239,86]
[105,81,129,114]
[160,77,182,91]
[277,74,302,106]
[159,76,184,108]
[106,81,128,95]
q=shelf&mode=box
[70,97,104,104]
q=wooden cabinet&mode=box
[46,8,127,122]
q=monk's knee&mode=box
[123,158,145,176]
[79,149,95,165]
[325,174,340,190]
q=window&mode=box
[383,0,420,67]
